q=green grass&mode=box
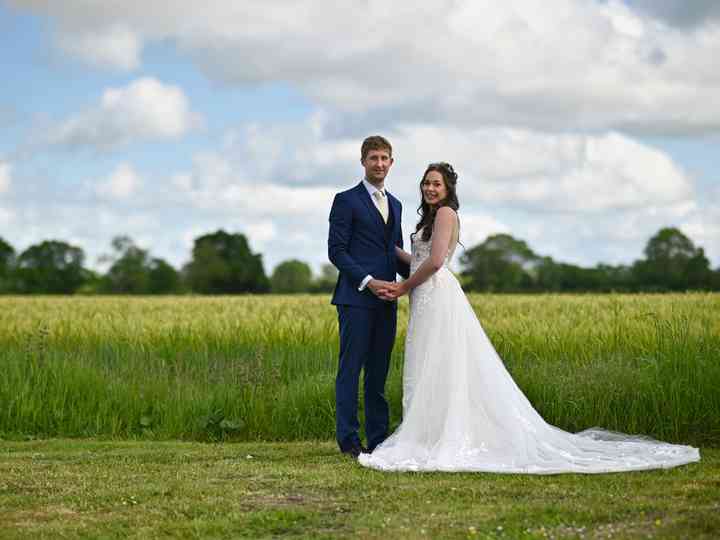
[0,440,718,539]
[1,295,718,537]
[1,294,719,445]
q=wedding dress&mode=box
[359,225,700,473]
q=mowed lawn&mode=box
[1,439,718,539]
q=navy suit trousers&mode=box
[336,302,397,452]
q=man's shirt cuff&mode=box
[358,275,373,291]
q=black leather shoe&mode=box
[342,446,361,459]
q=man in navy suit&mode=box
[328,135,410,458]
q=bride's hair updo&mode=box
[414,162,460,242]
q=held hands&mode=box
[368,279,408,301]
[367,279,394,300]
[380,282,408,301]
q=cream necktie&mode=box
[373,190,389,223]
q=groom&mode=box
[328,135,410,458]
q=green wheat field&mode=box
[1,294,719,538]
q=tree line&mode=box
[459,227,719,292]
[0,230,336,295]
[0,227,717,295]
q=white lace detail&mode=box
[407,227,457,321]
[359,229,700,474]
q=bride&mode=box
[359,162,700,474]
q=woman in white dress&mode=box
[359,162,700,473]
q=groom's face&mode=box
[362,149,393,184]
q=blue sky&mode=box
[1,0,718,275]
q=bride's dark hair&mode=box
[413,162,460,242]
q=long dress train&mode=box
[359,228,700,473]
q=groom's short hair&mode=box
[361,135,392,161]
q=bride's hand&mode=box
[381,282,408,300]
[376,284,395,301]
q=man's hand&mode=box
[381,282,408,300]
[367,279,395,299]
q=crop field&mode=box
[1,293,718,445]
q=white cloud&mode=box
[0,161,11,194]
[152,116,710,272]
[170,151,338,219]
[2,138,717,282]
[11,0,720,134]
[12,107,712,276]
[245,221,277,250]
[182,115,693,216]
[47,77,202,150]
[678,186,720,260]
[387,124,707,266]
[56,24,142,71]
[376,126,695,214]
[220,115,358,186]
[456,213,511,250]
[94,163,142,200]
[3,201,175,270]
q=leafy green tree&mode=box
[186,230,269,294]
[685,249,714,290]
[101,236,151,294]
[534,257,563,291]
[0,236,15,293]
[76,269,104,295]
[632,227,712,291]
[148,258,182,294]
[592,264,634,292]
[182,241,229,293]
[541,263,625,292]
[460,234,538,292]
[15,240,86,294]
[271,259,313,293]
[100,236,180,294]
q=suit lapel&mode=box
[386,192,399,230]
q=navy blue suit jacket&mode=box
[328,182,410,308]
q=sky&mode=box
[1,0,718,276]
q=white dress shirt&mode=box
[358,179,387,291]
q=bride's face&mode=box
[421,170,447,206]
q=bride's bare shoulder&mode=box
[435,207,458,229]
[436,206,457,219]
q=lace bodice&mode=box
[410,226,458,275]
[407,225,460,323]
